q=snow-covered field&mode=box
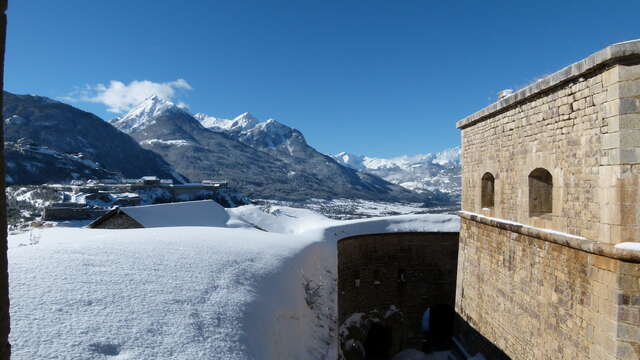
[8,205,459,359]
[256,198,459,220]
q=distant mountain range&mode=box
[2,91,459,205]
[331,147,461,197]
[111,96,439,202]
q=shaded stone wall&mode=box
[457,42,640,244]
[42,207,109,221]
[338,232,459,346]
[456,217,640,360]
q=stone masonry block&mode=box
[617,80,640,99]
[608,148,640,165]
[621,130,640,148]
[602,98,640,118]
[616,341,640,360]
[572,98,587,111]
[603,67,621,88]
[559,104,572,115]
[617,322,640,342]
[602,133,621,149]
[593,255,620,272]
[607,114,640,132]
[619,64,640,82]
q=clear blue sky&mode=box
[5,1,640,157]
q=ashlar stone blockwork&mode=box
[456,218,640,360]
[456,40,640,360]
[458,43,640,244]
[338,232,459,354]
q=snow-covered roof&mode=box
[118,200,229,228]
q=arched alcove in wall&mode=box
[529,168,553,216]
[481,172,495,209]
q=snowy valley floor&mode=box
[8,205,459,360]
[255,198,459,220]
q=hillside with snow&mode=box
[332,147,461,197]
[8,205,459,359]
[3,91,185,183]
[4,141,119,185]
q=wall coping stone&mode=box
[336,231,459,243]
[456,39,640,129]
[459,211,640,262]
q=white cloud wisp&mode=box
[63,79,193,113]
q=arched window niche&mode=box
[481,172,495,209]
[529,168,553,217]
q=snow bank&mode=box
[8,205,459,359]
[615,242,640,251]
[9,227,314,359]
[325,213,459,239]
[226,205,335,234]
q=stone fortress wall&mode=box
[456,40,640,359]
[337,232,459,355]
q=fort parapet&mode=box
[338,232,459,357]
[456,40,640,359]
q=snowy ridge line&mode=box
[459,211,640,261]
[321,214,460,242]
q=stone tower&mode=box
[455,40,640,359]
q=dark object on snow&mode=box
[0,1,12,358]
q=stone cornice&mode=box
[459,211,640,262]
[336,231,459,243]
[456,39,640,130]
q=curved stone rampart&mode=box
[337,232,459,355]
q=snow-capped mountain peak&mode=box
[230,112,260,132]
[333,152,366,170]
[233,112,259,124]
[195,111,259,133]
[111,96,185,133]
[193,113,228,130]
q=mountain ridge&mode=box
[117,102,446,203]
[2,91,187,184]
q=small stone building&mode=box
[455,40,640,359]
[88,200,230,229]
